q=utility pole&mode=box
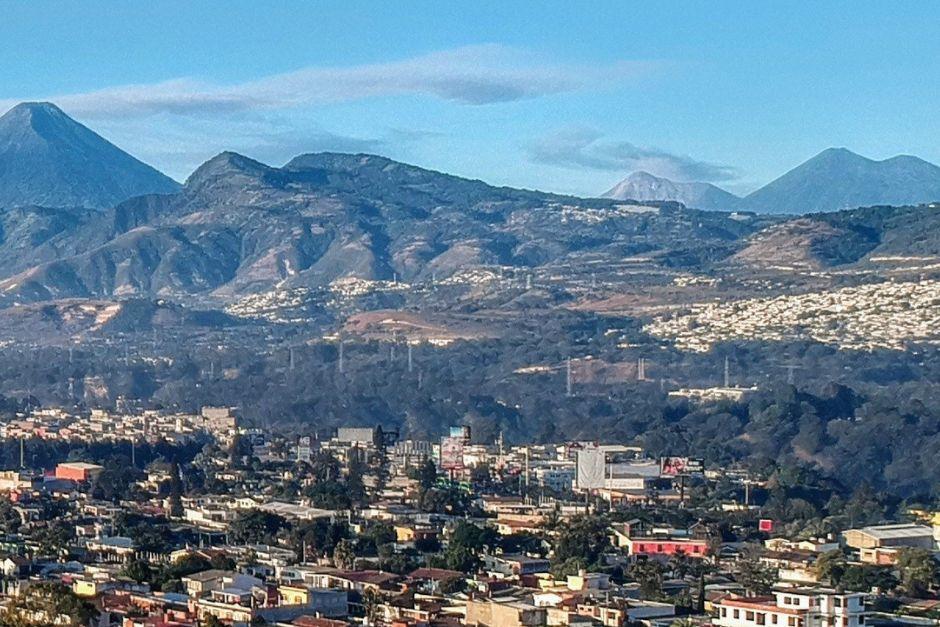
[407,344,413,373]
[724,356,731,388]
[338,340,345,374]
[289,346,295,371]
[524,447,530,500]
[566,358,573,397]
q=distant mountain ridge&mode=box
[0,101,937,307]
[603,148,940,215]
[0,102,179,209]
[602,171,741,211]
[0,145,773,305]
[742,147,940,214]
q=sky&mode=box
[2,1,940,196]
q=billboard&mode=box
[759,519,774,532]
[660,457,705,476]
[576,445,606,489]
[440,436,465,471]
[449,425,471,442]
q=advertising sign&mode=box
[660,457,705,476]
[576,445,606,489]
[440,436,465,470]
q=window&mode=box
[858,617,864,625]
[834,598,842,608]
[757,613,766,625]
[788,618,796,626]
[721,608,727,617]
[734,610,740,619]
[746,611,755,621]
[771,615,778,624]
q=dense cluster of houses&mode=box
[0,412,934,627]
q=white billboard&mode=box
[576,445,606,489]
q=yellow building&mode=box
[279,584,312,605]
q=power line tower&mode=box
[777,361,804,385]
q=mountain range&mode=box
[0,102,179,209]
[0,102,936,308]
[604,147,940,214]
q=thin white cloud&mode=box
[0,45,656,118]
[528,126,738,183]
[94,113,396,180]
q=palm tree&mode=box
[361,587,382,626]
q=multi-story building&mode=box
[715,586,865,627]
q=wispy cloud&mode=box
[94,113,397,180]
[0,45,655,118]
[528,126,738,182]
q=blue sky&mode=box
[2,1,939,196]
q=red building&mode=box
[622,537,709,558]
[55,462,104,482]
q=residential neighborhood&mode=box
[0,408,933,627]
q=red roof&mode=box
[409,568,464,581]
[293,617,350,627]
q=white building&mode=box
[715,586,865,627]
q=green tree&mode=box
[121,559,152,584]
[736,547,776,596]
[552,515,610,570]
[209,553,236,570]
[630,558,664,599]
[290,519,349,561]
[0,582,97,626]
[168,461,184,518]
[896,548,938,598]
[813,549,846,585]
[413,459,438,491]
[333,538,357,570]
[361,587,382,626]
[229,510,288,544]
[0,498,21,535]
